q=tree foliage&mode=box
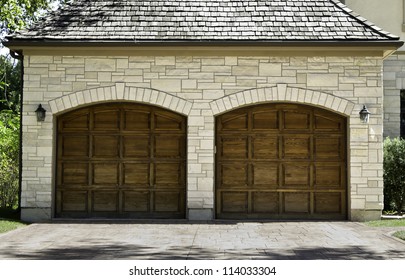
[1,56,21,113]
[0,0,65,211]
[1,0,50,33]
[0,56,21,209]
[383,137,405,213]
[0,111,20,209]
[1,0,69,37]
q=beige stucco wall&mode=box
[21,54,384,222]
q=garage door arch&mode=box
[215,102,347,220]
[56,102,187,218]
[209,84,355,117]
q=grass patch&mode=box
[393,231,405,241]
[365,219,405,227]
[0,220,27,234]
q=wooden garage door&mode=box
[216,103,347,220]
[56,103,186,218]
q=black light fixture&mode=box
[359,105,370,123]
[35,104,46,122]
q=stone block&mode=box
[350,210,381,222]
[21,207,52,222]
[188,209,213,220]
[85,58,116,71]
[197,178,214,191]
[202,58,224,65]
[155,57,175,65]
[232,66,258,76]
[225,57,238,65]
[30,56,54,64]
[307,73,338,87]
[354,87,381,97]
[188,164,202,174]
[259,63,282,76]
[151,79,181,92]
[182,79,197,89]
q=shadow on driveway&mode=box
[1,221,405,260]
[3,242,403,260]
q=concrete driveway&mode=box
[0,221,404,259]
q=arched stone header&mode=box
[209,84,355,117]
[48,82,193,116]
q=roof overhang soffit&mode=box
[5,41,404,58]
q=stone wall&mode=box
[21,54,384,221]
[383,54,404,137]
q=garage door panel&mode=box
[60,136,89,157]
[123,191,149,212]
[315,164,343,187]
[282,136,311,159]
[154,191,183,212]
[92,191,118,212]
[123,136,150,158]
[216,103,347,220]
[93,135,119,158]
[314,193,342,214]
[252,163,278,186]
[60,191,88,212]
[252,111,278,130]
[252,136,278,159]
[123,110,150,130]
[315,136,344,159]
[93,110,120,131]
[92,163,119,185]
[220,192,248,213]
[220,163,248,186]
[155,114,183,131]
[252,192,279,213]
[314,113,344,131]
[123,163,150,185]
[59,113,90,131]
[154,163,183,186]
[61,162,88,185]
[283,193,310,213]
[220,137,248,159]
[220,113,248,130]
[282,164,310,187]
[283,110,310,129]
[155,136,184,158]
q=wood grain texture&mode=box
[56,103,186,218]
[216,103,347,220]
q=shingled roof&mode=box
[4,0,401,45]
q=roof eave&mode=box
[4,38,404,47]
[4,39,403,58]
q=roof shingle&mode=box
[5,0,400,43]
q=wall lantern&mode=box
[359,105,370,124]
[35,104,46,122]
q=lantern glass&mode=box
[359,105,370,123]
[35,104,46,122]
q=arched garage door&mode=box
[56,103,186,218]
[216,103,347,220]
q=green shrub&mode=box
[0,111,20,209]
[1,56,21,211]
[383,137,405,213]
